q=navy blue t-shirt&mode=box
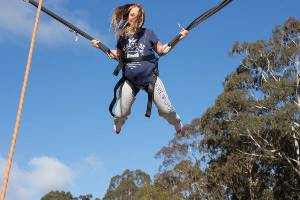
[117,28,159,87]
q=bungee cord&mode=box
[24,0,113,57]
[167,0,233,48]
[1,1,43,199]
[25,0,233,57]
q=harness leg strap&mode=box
[145,74,157,118]
[113,61,124,76]
[109,77,126,117]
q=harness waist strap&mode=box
[113,54,157,76]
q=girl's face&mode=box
[128,6,140,24]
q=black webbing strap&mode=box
[109,76,126,117]
[27,0,112,55]
[113,54,157,76]
[145,73,158,117]
[186,0,232,31]
[167,0,233,48]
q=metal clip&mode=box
[177,23,183,30]
[75,32,78,42]
[69,29,78,42]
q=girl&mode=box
[92,3,188,134]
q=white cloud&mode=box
[28,157,74,192]
[0,0,107,46]
[0,154,105,200]
[0,156,75,200]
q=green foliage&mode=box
[41,191,99,200]
[102,169,151,200]
[157,17,300,199]
[153,160,205,200]
[76,194,94,200]
[40,191,74,200]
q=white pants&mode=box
[114,77,181,129]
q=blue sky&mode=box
[0,0,299,199]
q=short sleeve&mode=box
[147,29,159,45]
[116,37,122,50]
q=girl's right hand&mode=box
[92,39,118,59]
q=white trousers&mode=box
[114,77,181,129]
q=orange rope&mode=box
[0,0,43,199]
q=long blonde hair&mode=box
[111,3,145,37]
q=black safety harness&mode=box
[109,54,159,118]
[109,0,233,118]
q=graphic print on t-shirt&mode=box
[123,37,146,69]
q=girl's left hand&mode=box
[107,51,116,59]
[179,29,189,39]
